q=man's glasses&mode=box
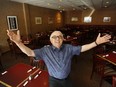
[52,35,63,39]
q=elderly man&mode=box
[7,30,111,87]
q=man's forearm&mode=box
[16,42,35,57]
[81,41,97,52]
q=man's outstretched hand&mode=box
[95,33,111,45]
[7,30,21,44]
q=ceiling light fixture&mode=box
[104,6,108,8]
[78,5,88,10]
[59,0,63,2]
[58,6,61,8]
[73,8,75,10]
[106,1,109,4]
[47,3,50,5]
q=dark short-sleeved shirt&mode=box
[34,44,81,79]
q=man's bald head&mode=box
[50,31,64,48]
[50,31,63,40]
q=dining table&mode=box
[97,51,116,66]
[0,63,49,87]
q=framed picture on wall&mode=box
[35,17,42,24]
[48,17,53,24]
[7,16,18,30]
[84,17,92,23]
[103,17,111,22]
[71,17,78,22]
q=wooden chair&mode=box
[29,56,45,70]
[71,39,79,46]
[90,45,116,87]
[7,38,15,56]
[0,50,3,71]
[7,38,23,59]
[112,76,116,87]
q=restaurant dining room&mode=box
[0,0,116,87]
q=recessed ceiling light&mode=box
[104,6,107,8]
[62,9,65,11]
[47,3,50,5]
[60,10,62,12]
[106,1,109,4]
[73,8,75,10]
[84,7,87,10]
[58,6,61,8]
[59,0,63,2]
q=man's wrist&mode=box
[15,40,22,45]
[95,41,98,46]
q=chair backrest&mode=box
[93,54,106,76]
[93,45,106,54]
[71,40,79,46]
[7,38,23,59]
[29,56,45,70]
[0,48,3,70]
[93,44,109,75]
[7,38,14,53]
